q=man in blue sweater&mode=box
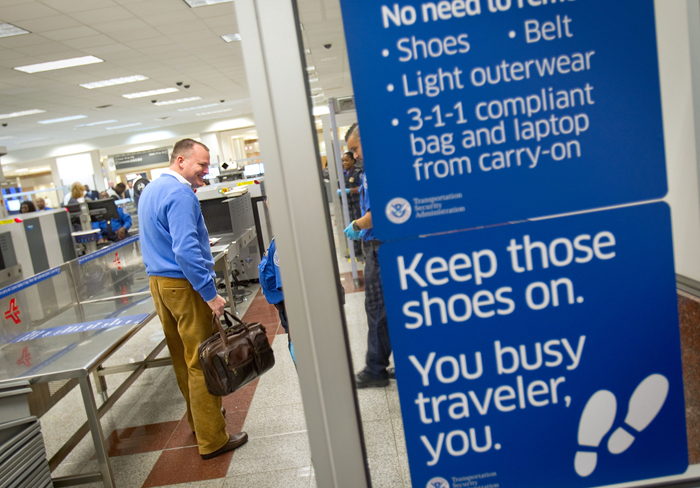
[139,139,247,460]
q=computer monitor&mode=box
[6,200,20,212]
[243,163,264,178]
[63,203,81,215]
[87,199,120,222]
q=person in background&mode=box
[337,151,364,259]
[107,182,126,200]
[64,182,86,205]
[92,191,132,241]
[344,123,393,388]
[124,181,133,200]
[84,184,99,200]
[139,138,247,460]
[36,198,51,211]
[19,201,35,213]
[258,201,295,365]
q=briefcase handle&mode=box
[211,310,250,348]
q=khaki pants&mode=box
[149,276,229,455]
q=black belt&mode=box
[274,300,285,311]
[362,240,382,251]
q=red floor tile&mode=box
[141,446,234,487]
[102,421,180,458]
[140,333,269,486]
[163,418,198,450]
[340,271,364,294]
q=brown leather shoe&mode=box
[200,432,248,460]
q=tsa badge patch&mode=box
[426,477,449,488]
[273,250,280,267]
[386,197,412,224]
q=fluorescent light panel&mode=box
[80,75,148,89]
[196,109,232,116]
[178,103,218,112]
[75,120,117,127]
[221,34,241,42]
[123,88,179,99]
[0,109,45,120]
[38,115,87,124]
[306,66,315,71]
[183,0,232,7]
[14,55,103,74]
[106,123,142,130]
[0,23,29,38]
[154,96,202,106]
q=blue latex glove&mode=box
[336,188,350,195]
[344,222,362,240]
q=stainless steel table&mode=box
[0,236,166,488]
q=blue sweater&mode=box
[138,174,217,302]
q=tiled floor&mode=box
[39,241,412,488]
[34,218,700,488]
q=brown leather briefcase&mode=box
[198,310,275,396]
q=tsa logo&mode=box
[273,250,280,267]
[386,197,412,224]
[426,477,449,488]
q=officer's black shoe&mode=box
[355,371,389,389]
[387,367,396,379]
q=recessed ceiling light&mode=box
[0,23,29,38]
[221,34,241,43]
[123,88,179,99]
[16,137,51,144]
[196,109,232,116]
[80,75,148,89]
[14,55,103,74]
[178,103,218,112]
[38,115,87,124]
[311,87,323,93]
[182,0,232,7]
[0,109,45,120]
[14,168,29,173]
[304,49,311,55]
[75,120,118,127]
[154,96,202,106]
[156,116,172,121]
[299,23,305,31]
[106,123,142,130]
[306,66,315,71]
[308,77,319,82]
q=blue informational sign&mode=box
[378,203,687,488]
[339,0,666,240]
[11,313,150,343]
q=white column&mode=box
[234,1,371,487]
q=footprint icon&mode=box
[574,390,617,477]
[607,374,669,455]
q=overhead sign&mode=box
[113,148,169,170]
[339,0,666,240]
[378,203,687,488]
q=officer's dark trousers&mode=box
[362,240,392,379]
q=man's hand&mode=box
[344,222,362,241]
[116,227,127,241]
[207,294,226,317]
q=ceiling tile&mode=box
[69,6,135,24]
[91,17,150,34]
[61,34,118,50]
[41,25,101,41]
[0,2,62,21]
[40,0,119,14]
[16,15,83,32]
